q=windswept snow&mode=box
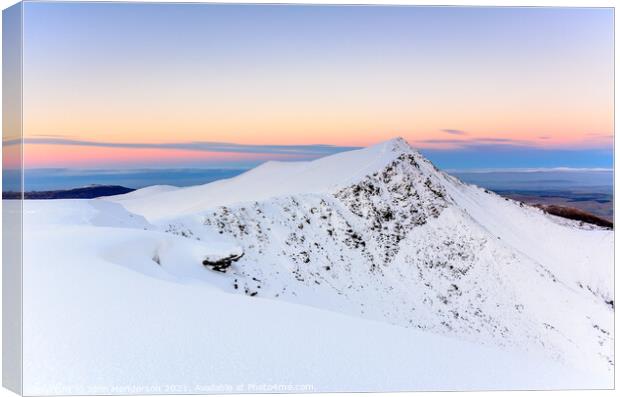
[23,137,614,393]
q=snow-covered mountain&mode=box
[22,137,613,393]
[105,137,613,373]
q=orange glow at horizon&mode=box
[22,144,316,168]
[21,90,613,152]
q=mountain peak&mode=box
[379,136,410,149]
[372,136,418,157]
[384,136,408,146]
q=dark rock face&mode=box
[334,153,449,265]
[199,152,449,279]
[202,252,244,273]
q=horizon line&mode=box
[7,166,613,173]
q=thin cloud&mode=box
[416,137,529,148]
[440,129,468,136]
[585,132,613,137]
[12,137,361,156]
[474,137,521,143]
[414,135,613,154]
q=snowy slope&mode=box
[107,184,179,201]
[23,200,609,394]
[23,137,614,392]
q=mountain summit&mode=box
[108,137,433,220]
[107,137,614,376]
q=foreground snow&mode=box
[21,138,614,393]
[23,201,609,394]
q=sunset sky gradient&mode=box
[17,3,614,170]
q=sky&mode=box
[12,3,615,171]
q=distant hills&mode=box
[3,185,135,200]
[534,204,613,229]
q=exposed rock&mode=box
[202,252,244,273]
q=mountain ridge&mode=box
[105,137,613,376]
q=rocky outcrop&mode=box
[202,252,244,273]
